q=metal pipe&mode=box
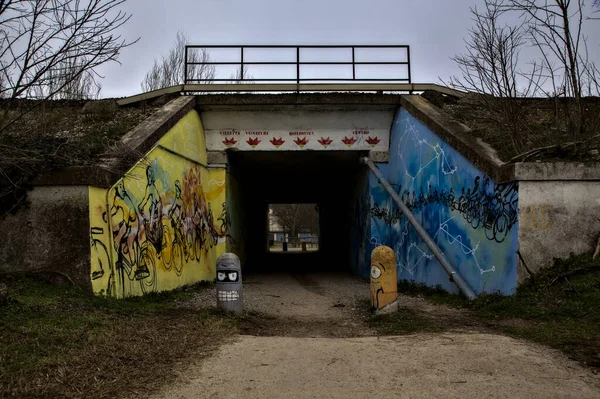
[361,157,477,300]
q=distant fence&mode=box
[269,233,319,246]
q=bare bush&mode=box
[271,204,319,242]
[449,0,541,153]
[506,0,598,143]
[450,0,599,156]
[141,31,215,91]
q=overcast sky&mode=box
[96,0,600,98]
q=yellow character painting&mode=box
[370,246,398,313]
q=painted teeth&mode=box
[217,290,240,301]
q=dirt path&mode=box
[155,273,600,399]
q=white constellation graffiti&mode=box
[396,115,458,182]
[393,214,495,276]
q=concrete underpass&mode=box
[228,150,369,274]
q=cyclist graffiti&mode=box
[89,110,229,297]
[369,109,518,295]
[370,176,518,244]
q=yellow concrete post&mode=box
[370,246,398,314]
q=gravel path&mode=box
[156,272,600,398]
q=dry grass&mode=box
[395,253,600,370]
[0,99,161,217]
[423,91,600,163]
[0,274,237,398]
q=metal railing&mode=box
[184,45,411,85]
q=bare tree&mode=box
[449,0,599,157]
[499,0,598,147]
[448,0,541,153]
[45,58,102,100]
[506,0,598,142]
[271,204,319,244]
[141,31,215,91]
[228,65,253,83]
[0,0,136,131]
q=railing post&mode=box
[184,46,188,85]
[407,46,412,91]
[352,46,356,80]
[240,46,244,81]
[296,46,300,91]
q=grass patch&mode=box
[367,307,446,336]
[396,253,600,369]
[0,274,235,398]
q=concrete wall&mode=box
[0,186,92,288]
[202,109,393,152]
[89,110,228,297]
[370,108,519,295]
[226,167,246,265]
[516,163,600,281]
[349,168,371,276]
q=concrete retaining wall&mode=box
[0,185,91,288]
[513,163,600,282]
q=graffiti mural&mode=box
[370,109,518,295]
[89,111,228,297]
[370,177,518,244]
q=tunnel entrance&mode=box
[228,151,369,275]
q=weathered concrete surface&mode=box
[201,107,395,152]
[195,92,404,108]
[518,180,600,280]
[509,162,600,181]
[207,151,228,165]
[0,186,91,288]
[113,96,196,158]
[151,333,599,399]
[368,150,389,162]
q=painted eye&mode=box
[371,265,382,279]
[228,272,238,282]
[217,272,227,281]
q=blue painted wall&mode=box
[369,108,518,295]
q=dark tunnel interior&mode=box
[228,150,369,274]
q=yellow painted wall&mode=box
[88,110,227,297]
[158,111,207,165]
[89,186,113,296]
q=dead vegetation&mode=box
[0,274,235,399]
[0,99,161,217]
[422,91,600,163]
[443,0,600,162]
